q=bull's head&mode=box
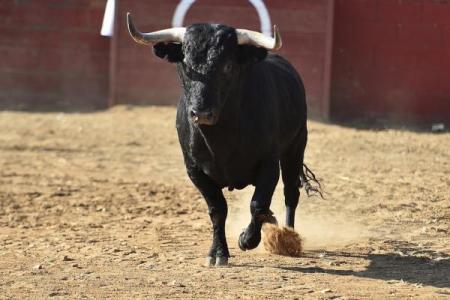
[127,13,282,126]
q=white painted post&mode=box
[172,0,273,36]
[101,0,116,37]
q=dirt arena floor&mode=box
[0,106,449,299]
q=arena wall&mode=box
[0,0,109,110]
[331,0,450,124]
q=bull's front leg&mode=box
[238,158,280,251]
[187,166,229,267]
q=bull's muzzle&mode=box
[190,109,217,126]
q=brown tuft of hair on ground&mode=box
[262,223,303,257]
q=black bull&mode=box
[128,20,321,266]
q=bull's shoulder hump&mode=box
[263,54,297,72]
[253,54,302,85]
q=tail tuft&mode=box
[300,164,324,199]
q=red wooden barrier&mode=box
[0,0,109,110]
[331,0,450,124]
[2,0,446,125]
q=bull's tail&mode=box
[300,164,324,199]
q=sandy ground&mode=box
[0,106,449,299]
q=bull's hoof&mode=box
[205,256,215,267]
[215,256,228,267]
[238,232,247,251]
[238,229,261,251]
[205,256,228,267]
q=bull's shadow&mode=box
[325,115,448,133]
[280,250,450,289]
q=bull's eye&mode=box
[223,63,233,73]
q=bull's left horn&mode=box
[126,12,186,45]
[236,25,282,51]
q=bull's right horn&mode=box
[126,12,186,45]
[236,25,282,51]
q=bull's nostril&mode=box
[190,110,215,125]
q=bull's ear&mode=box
[153,42,184,63]
[237,45,267,64]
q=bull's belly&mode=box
[200,160,257,190]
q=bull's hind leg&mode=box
[187,167,229,266]
[281,129,307,228]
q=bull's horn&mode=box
[126,12,186,45]
[236,25,282,51]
